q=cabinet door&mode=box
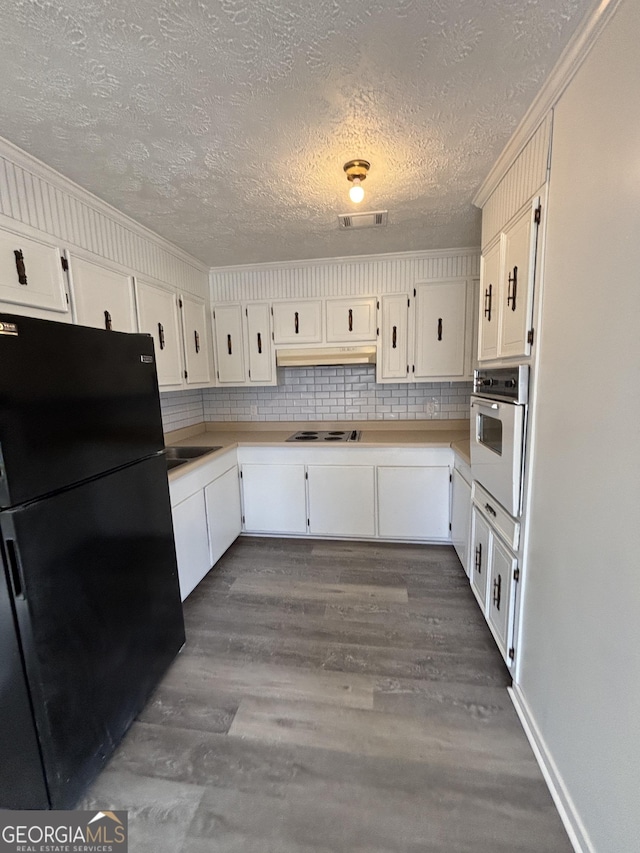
[478,239,501,361]
[245,303,275,385]
[470,506,491,609]
[486,535,517,661]
[414,281,467,378]
[135,279,183,387]
[378,294,409,381]
[377,466,450,540]
[241,463,307,534]
[326,297,377,343]
[181,294,211,386]
[500,200,539,358]
[451,468,472,576]
[0,229,68,314]
[308,465,375,537]
[272,300,322,344]
[205,465,242,566]
[70,255,136,332]
[213,304,246,384]
[171,490,211,601]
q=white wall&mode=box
[518,1,640,850]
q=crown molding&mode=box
[473,0,622,209]
[209,246,480,276]
[0,134,209,273]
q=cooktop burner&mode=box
[286,430,361,443]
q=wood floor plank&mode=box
[228,696,536,770]
[229,576,409,604]
[158,657,375,710]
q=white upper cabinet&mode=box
[245,303,276,384]
[478,197,541,361]
[272,300,322,344]
[414,280,467,379]
[180,293,211,386]
[479,239,501,361]
[135,278,184,388]
[0,228,68,315]
[500,201,539,358]
[69,254,136,333]
[212,303,246,385]
[378,293,409,381]
[325,296,377,343]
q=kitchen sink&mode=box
[164,445,222,469]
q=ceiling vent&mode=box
[338,210,388,230]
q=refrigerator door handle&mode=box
[4,538,25,599]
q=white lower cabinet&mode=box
[241,463,307,534]
[470,495,520,667]
[377,466,450,540]
[169,453,242,600]
[470,506,491,608]
[308,465,375,537]
[205,465,242,566]
[486,535,517,659]
[451,467,472,575]
[171,490,211,602]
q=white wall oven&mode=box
[470,366,529,517]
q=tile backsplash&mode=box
[160,368,471,432]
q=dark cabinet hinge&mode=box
[412,365,415,373]
[307,518,310,526]
[527,328,534,345]
[305,471,308,480]
[65,293,69,304]
[245,307,248,317]
[376,300,380,310]
[60,256,68,271]
[376,327,379,336]
[248,369,251,379]
[242,515,245,524]
[513,568,520,582]
[407,298,410,307]
[271,306,273,315]
[508,647,515,661]
[240,470,243,478]
[449,473,452,482]
[413,288,416,297]
[216,369,220,379]
[534,204,542,224]
[448,522,452,531]
[213,310,216,319]
[178,297,183,309]
[183,370,188,379]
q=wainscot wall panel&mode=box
[210,249,480,303]
[481,115,551,250]
[0,139,209,300]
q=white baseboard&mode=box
[508,685,595,853]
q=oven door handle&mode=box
[471,400,500,410]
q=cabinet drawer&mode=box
[472,481,520,550]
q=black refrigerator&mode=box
[0,313,185,809]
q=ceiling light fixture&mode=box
[344,159,370,204]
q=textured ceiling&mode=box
[0,0,594,267]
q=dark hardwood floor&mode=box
[80,537,572,852]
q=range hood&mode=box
[276,346,377,367]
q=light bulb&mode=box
[349,178,364,204]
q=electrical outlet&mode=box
[426,396,440,418]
